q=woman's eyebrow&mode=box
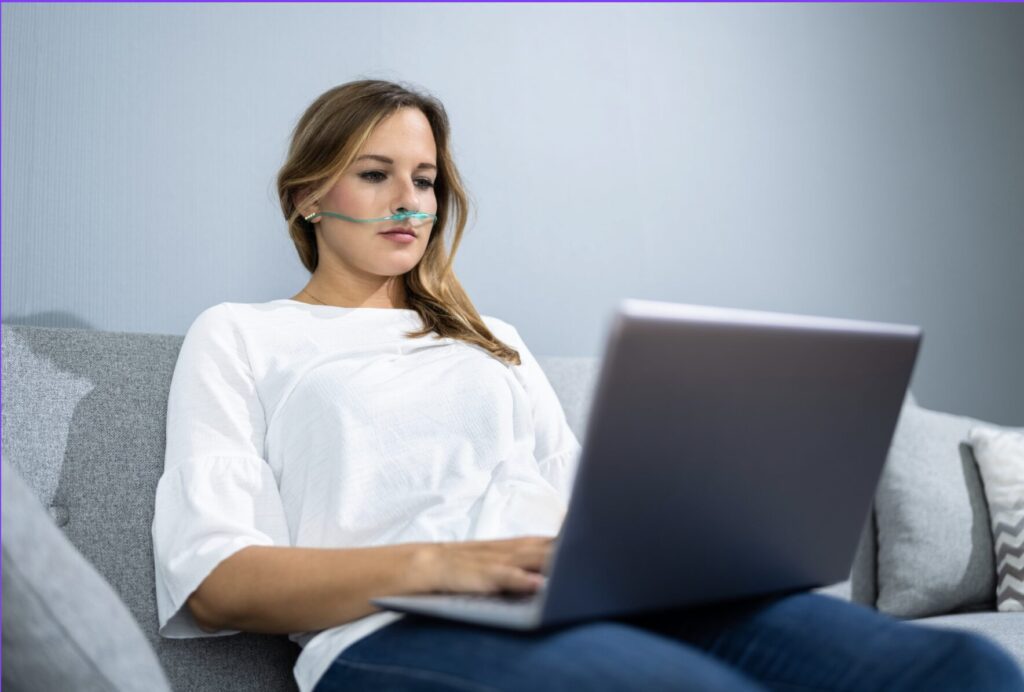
[356,154,436,171]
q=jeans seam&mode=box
[331,656,502,692]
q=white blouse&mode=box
[151,299,582,692]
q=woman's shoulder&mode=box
[188,299,294,325]
[480,314,524,347]
[182,299,293,343]
[177,300,305,371]
[480,313,514,334]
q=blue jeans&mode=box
[314,593,1023,691]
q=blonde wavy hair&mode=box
[276,80,521,367]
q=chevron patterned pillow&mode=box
[968,427,1024,612]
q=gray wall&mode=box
[3,4,1022,424]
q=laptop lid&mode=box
[540,300,921,626]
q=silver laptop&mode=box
[372,299,921,630]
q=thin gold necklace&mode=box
[300,288,328,305]
[299,288,409,310]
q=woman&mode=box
[152,80,1022,692]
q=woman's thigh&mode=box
[314,616,764,692]
[620,592,1023,692]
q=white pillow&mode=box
[968,426,1024,612]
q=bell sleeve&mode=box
[487,317,583,504]
[152,303,291,638]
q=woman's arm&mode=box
[188,536,552,634]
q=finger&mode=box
[504,546,552,572]
[486,536,554,548]
[486,536,556,555]
[471,544,552,570]
[489,565,544,593]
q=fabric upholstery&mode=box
[536,355,601,443]
[874,401,1024,618]
[2,459,171,692]
[968,427,1024,611]
[1,325,301,692]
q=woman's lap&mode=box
[315,616,760,692]
[314,593,1023,692]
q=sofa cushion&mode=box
[1,325,301,691]
[875,399,1024,619]
[2,459,172,692]
[536,355,599,443]
[874,402,1001,618]
[968,427,1024,612]
[915,612,1024,671]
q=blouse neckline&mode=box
[274,298,418,312]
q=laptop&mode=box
[372,299,922,630]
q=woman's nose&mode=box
[393,178,421,213]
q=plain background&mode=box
[2,4,1022,423]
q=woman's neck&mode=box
[292,277,409,309]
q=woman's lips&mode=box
[380,226,416,236]
[379,230,416,244]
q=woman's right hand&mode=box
[412,536,555,595]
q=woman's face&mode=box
[311,107,439,280]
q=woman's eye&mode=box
[359,171,434,189]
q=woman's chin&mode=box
[368,256,423,277]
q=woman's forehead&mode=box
[362,108,437,158]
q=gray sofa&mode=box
[2,323,1021,691]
